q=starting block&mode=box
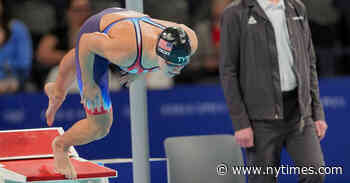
[0,128,117,183]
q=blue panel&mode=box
[105,161,167,183]
[0,77,349,182]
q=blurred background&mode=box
[0,0,349,183]
[1,0,348,93]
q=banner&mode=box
[0,78,349,182]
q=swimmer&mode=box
[44,7,198,179]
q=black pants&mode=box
[246,89,325,183]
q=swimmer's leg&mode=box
[52,111,113,179]
[45,49,76,126]
[53,56,112,179]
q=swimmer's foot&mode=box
[45,82,65,126]
[52,137,77,179]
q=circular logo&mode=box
[216,163,228,176]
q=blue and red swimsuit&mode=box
[75,8,166,115]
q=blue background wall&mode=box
[0,77,349,182]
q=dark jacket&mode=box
[219,0,325,131]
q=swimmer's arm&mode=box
[78,32,119,88]
[82,32,118,61]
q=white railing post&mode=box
[125,1,151,183]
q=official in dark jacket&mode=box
[219,0,328,182]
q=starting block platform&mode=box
[0,128,117,183]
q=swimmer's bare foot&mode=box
[45,82,65,126]
[52,137,77,179]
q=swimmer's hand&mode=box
[45,82,66,126]
[82,82,102,107]
[120,71,140,88]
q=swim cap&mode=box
[156,27,191,66]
